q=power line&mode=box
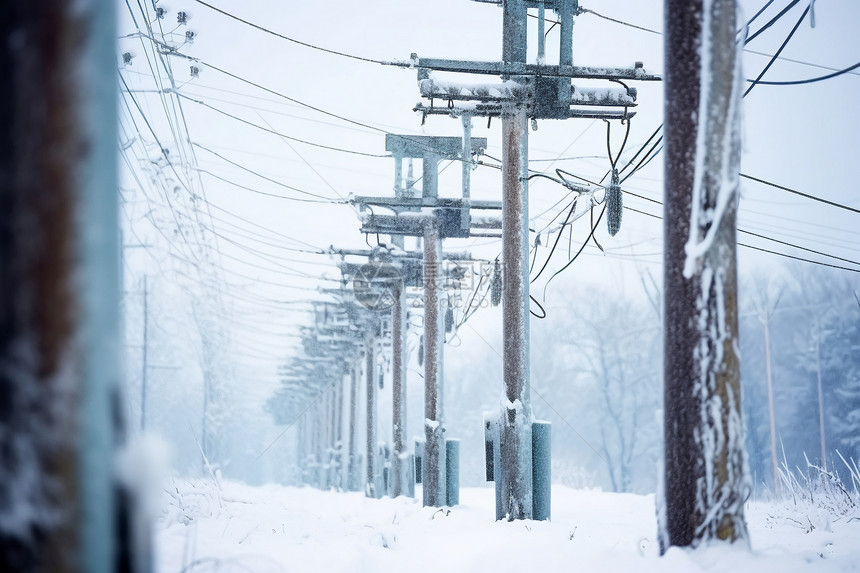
[740,173,860,215]
[579,1,860,80]
[577,7,660,35]
[196,168,342,204]
[744,49,860,78]
[621,185,860,266]
[180,58,479,163]
[192,142,346,201]
[745,3,811,96]
[744,0,801,45]
[745,61,860,85]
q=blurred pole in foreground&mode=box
[0,1,146,571]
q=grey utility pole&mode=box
[353,133,492,507]
[365,330,380,498]
[140,275,149,432]
[662,0,749,551]
[0,2,147,572]
[385,169,411,499]
[347,359,361,490]
[407,0,659,521]
[333,251,411,497]
[499,0,533,520]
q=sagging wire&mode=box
[530,197,579,284]
[530,295,547,319]
[455,262,495,330]
[542,203,608,299]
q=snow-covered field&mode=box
[158,481,860,572]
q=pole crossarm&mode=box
[328,245,475,261]
[418,72,638,106]
[410,56,661,81]
[351,195,502,211]
[408,21,660,121]
[385,134,488,159]
[332,251,479,290]
[414,102,635,120]
[358,208,501,239]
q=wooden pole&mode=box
[662,0,750,551]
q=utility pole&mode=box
[499,0,533,520]
[389,164,411,499]
[422,217,446,506]
[140,275,149,432]
[760,304,779,495]
[352,133,491,506]
[333,365,345,489]
[407,0,658,520]
[815,317,827,471]
[0,2,144,572]
[391,275,409,497]
[347,360,361,490]
[662,0,749,551]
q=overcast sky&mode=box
[116,0,860,425]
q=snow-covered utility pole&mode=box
[407,0,658,520]
[422,217,447,507]
[352,133,491,506]
[758,299,780,495]
[347,357,361,491]
[815,317,827,471]
[499,0,534,521]
[661,0,750,551]
[0,1,146,571]
[140,275,149,432]
[332,366,345,489]
[391,276,410,497]
[365,332,380,498]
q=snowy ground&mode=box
[158,480,860,572]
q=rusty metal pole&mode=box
[422,218,446,507]
[391,281,409,497]
[347,359,360,490]
[365,334,379,498]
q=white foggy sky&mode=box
[117,0,859,420]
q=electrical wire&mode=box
[744,0,801,45]
[745,61,860,85]
[192,0,393,65]
[196,168,343,204]
[623,205,860,274]
[744,2,810,96]
[579,1,859,80]
[175,94,389,158]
